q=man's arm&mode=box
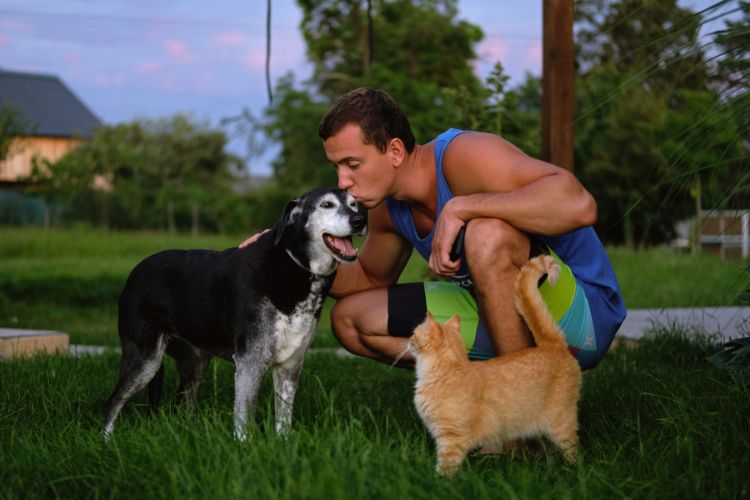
[430,131,597,276]
[330,202,413,298]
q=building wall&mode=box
[0,136,80,182]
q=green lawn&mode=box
[1,228,748,498]
[0,227,747,346]
[1,332,748,498]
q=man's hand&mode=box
[239,228,271,249]
[429,201,466,277]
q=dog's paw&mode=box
[234,427,249,442]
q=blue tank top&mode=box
[386,128,627,336]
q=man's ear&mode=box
[274,198,300,246]
[389,137,406,168]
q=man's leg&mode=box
[330,288,415,368]
[464,218,533,355]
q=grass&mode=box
[0,227,748,347]
[1,228,749,497]
[1,331,748,498]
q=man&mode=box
[247,87,626,370]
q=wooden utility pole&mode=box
[542,0,575,172]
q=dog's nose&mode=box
[350,213,366,231]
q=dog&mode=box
[103,188,366,440]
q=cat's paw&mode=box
[436,462,459,478]
[543,256,560,285]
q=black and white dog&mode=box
[103,188,366,440]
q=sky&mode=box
[0,0,734,176]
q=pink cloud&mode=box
[164,39,196,63]
[64,52,80,64]
[136,62,164,74]
[479,37,509,63]
[242,48,266,71]
[526,40,542,67]
[0,19,27,32]
[0,35,9,47]
[95,73,126,87]
[212,32,246,47]
[241,37,306,74]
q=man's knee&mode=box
[330,298,359,348]
[464,218,530,269]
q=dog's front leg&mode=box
[233,350,271,442]
[272,357,303,436]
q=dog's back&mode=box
[119,247,244,353]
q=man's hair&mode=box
[318,88,416,153]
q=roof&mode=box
[0,69,101,139]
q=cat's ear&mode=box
[426,312,437,325]
[446,315,461,330]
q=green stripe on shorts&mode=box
[423,281,480,351]
[538,249,576,322]
[422,250,578,354]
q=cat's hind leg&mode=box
[546,418,579,463]
[435,438,469,477]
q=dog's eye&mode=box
[321,201,335,209]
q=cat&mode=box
[408,255,582,477]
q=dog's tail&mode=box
[514,255,568,349]
[147,363,165,411]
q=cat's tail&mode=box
[515,255,567,349]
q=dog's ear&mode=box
[274,198,300,246]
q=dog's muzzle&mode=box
[323,213,366,262]
[350,213,366,232]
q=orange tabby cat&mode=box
[409,255,582,477]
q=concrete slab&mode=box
[4,307,748,360]
[0,328,69,358]
[618,307,750,341]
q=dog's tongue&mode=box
[331,236,356,257]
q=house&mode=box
[672,210,750,260]
[0,69,101,184]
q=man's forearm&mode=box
[448,172,597,236]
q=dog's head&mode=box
[274,188,366,275]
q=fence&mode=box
[699,210,750,260]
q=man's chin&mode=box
[357,198,383,210]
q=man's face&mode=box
[323,123,395,209]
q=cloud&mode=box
[0,35,9,48]
[211,32,247,48]
[0,19,28,32]
[95,73,126,87]
[242,47,266,71]
[136,62,164,74]
[479,37,509,62]
[64,52,81,64]
[241,36,306,76]
[164,39,197,63]
[526,40,542,67]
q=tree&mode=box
[576,67,681,248]
[0,105,34,163]
[570,0,750,247]
[298,0,483,100]
[30,115,242,232]
[712,0,750,214]
[239,0,493,192]
[260,75,336,190]
[576,0,708,93]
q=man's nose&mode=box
[337,171,353,190]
